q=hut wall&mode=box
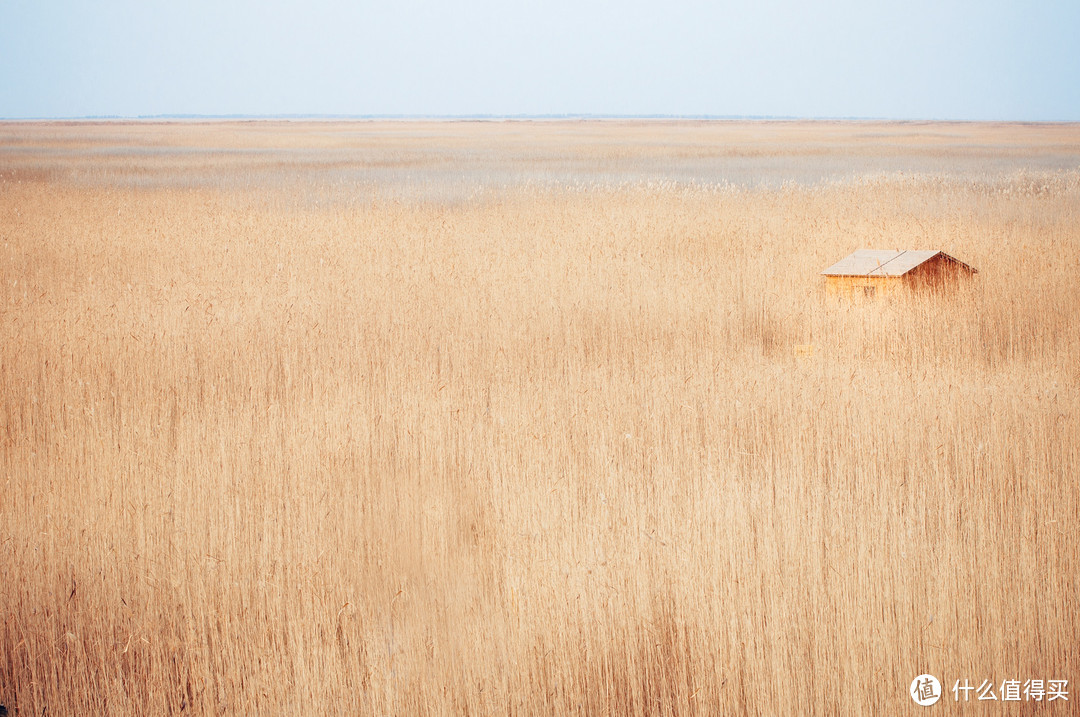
[824,275,901,298]
[902,255,971,292]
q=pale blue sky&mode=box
[1,0,1077,120]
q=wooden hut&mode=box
[821,249,977,297]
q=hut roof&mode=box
[821,249,976,277]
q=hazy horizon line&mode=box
[2,113,1077,125]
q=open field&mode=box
[1,120,1079,714]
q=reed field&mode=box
[1,120,1078,715]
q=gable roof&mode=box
[821,250,977,277]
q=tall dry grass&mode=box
[1,121,1079,714]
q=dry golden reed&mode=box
[1,121,1079,715]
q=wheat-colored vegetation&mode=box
[1,121,1079,715]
